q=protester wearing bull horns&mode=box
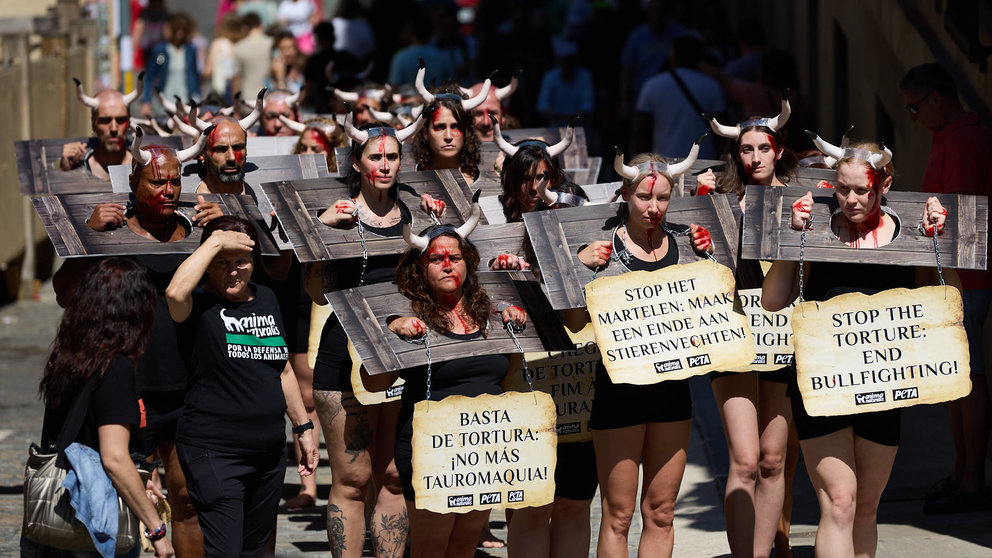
[576,139,714,558]
[304,108,454,558]
[762,136,954,558]
[486,113,603,557]
[61,74,144,181]
[372,197,526,558]
[695,95,801,558]
[54,127,216,557]
[410,61,491,184]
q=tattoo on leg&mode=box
[327,503,347,558]
[372,510,408,558]
[344,417,373,463]
[315,390,344,424]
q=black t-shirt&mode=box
[612,229,680,272]
[132,254,189,392]
[41,355,141,452]
[176,284,290,453]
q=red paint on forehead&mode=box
[142,147,179,180]
[644,174,657,195]
[309,129,330,151]
[766,133,778,152]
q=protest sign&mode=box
[792,286,972,415]
[412,391,557,512]
[503,323,598,443]
[729,288,796,371]
[585,259,754,383]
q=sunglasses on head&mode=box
[96,116,129,125]
[904,91,932,116]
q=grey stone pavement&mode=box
[1,282,990,556]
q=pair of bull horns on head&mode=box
[342,104,425,144]
[410,59,493,119]
[75,73,144,107]
[489,113,574,159]
[613,135,706,182]
[401,189,482,252]
[704,92,791,139]
[805,127,892,170]
[172,89,266,137]
[129,125,212,166]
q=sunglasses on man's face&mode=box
[96,116,129,125]
[904,91,932,116]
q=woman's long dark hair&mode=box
[499,143,579,222]
[40,257,156,408]
[348,120,403,199]
[410,94,481,179]
[396,229,491,336]
[716,124,798,197]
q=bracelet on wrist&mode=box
[144,522,167,541]
[292,419,315,435]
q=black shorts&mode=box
[555,441,598,500]
[312,314,353,392]
[141,390,185,454]
[789,378,901,447]
[710,367,791,384]
[589,363,692,430]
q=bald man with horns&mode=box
[61,75,144,181]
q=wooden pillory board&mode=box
[16,136,182,195]
[742,186,988,269]
[523,195,742,310]
[324,271,573,375]
[32,192,280,257]
[260,168,482,262]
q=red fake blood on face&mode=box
[432,109,443,123]
[234,147,245,165]
[766,134,778,153]
[644,174,657,195]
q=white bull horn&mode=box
[73,78,100,108]
[613,147,639,181]
[278,114,308,134]
[239,88,266,130]
[415,58,434,103]
[129,127,152,166]
[704,113,740,139]
[665,134,705,178]
[176,125,214,162]
[546,121,575,158]
[454,189,482,239]
[490,113,518,157]
[122,72,144,105]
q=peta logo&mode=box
[893,387,919,401]
[774,354,793,365]
[507,490,524,503]
[687,354,711,368]
[447,495,473,507]
[479,492,501,505]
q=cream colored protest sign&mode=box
[349,340,405,405]
[792,286,971,416]
[412,391,557,513]
[729,288,796,372]
[585,260,755,384]
[503,324,598,443]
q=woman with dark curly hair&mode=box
[382,218,526,558]
[27,257,173,557]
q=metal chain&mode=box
[355,217,369,286]
[401,331,433,405]
[504,320,537,402]
[932,233,946,287]
[429,209,441,226]
[797,219,809,303]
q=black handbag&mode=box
[22,376,142,554]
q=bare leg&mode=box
[315,389,377,558]
[755,379,792,557]
[594,424,645,558]
[800,429,858,558]
[550,497,593,558]
[506,504,552,558]
[408,506,488,558]
[851,437,897,558]
[775,421,800,558]
[158,441,204,558]
[369,402,408,558]
[638,420,690,558]
[712,373,759,557]
[285,353,321,509]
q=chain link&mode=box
[355,217,369,286]
[401,330,433,405]
[504,320,537,403]
[797,218,809,303]
[932,233,945,287]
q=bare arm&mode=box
[166,230,254,322]
[762,260,808,311]
[303,261,334,305]
[281,362,319,475]
[99,424,174,557]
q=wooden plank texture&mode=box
[741,185,988,269]
[261,169,487,262]
[31,192,279,257]
[324,271,572,375]
[523,195,742,309]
